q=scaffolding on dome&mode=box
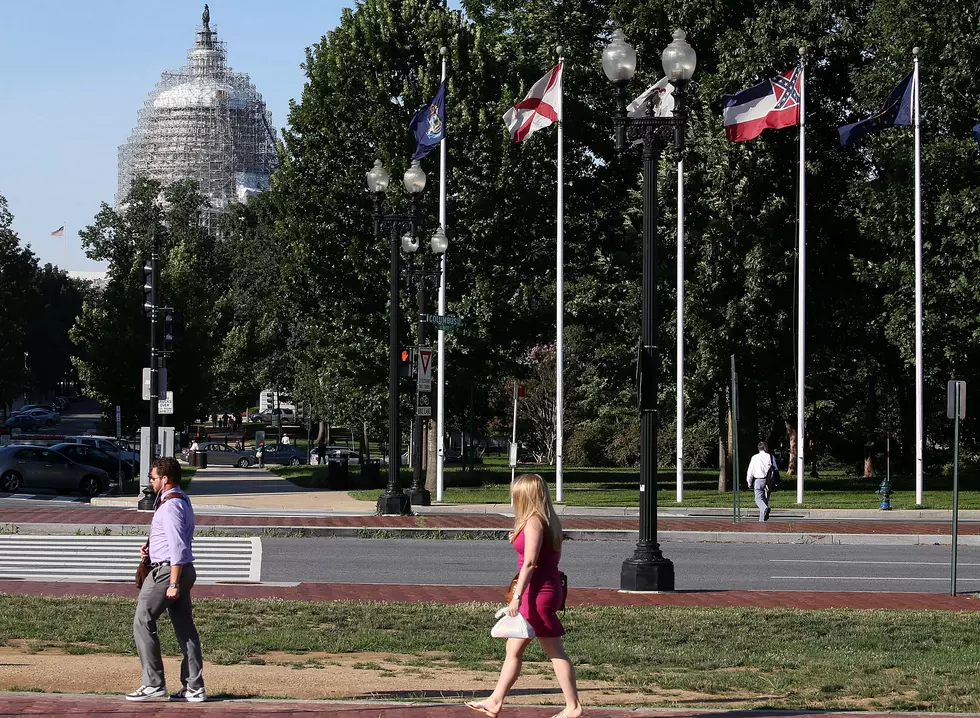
[117,7,278,229]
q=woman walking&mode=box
[466,473,582,718]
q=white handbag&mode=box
[491,607,535,639]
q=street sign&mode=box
[115,405,122,439]
[425,314,460,332]
[947,381,966,420]
[141,368,167,400]
[417,392,432,417]
[509,442,518,467]
[418,347,433,392]
[158,391,174,415]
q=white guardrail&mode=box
[0,535,261,582]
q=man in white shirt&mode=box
[746,441,776,522]
[281,434,291,446]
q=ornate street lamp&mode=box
[367,158,427,515]
[603,28,696,592]
[405,226,450,507]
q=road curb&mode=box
[4,522,980,545]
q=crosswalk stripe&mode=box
[0,535,261,582]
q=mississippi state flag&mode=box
[503,63,562,142]
[722,67,802,142]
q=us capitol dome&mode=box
[116,5,278,226]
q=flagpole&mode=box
[555,52,565,503]
[675,156,684,503]
[436,46,448,503]
[64,221,68,268]
[913,47,923,505]
[797,49,806,504]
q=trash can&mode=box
[189,450,199,467]
[361,459,381,488]
[196,451,208,469]
[327,458,349,485]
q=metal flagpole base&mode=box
[377,492,411,516]
[406,488,431,507]
[620,546,675,592]
[137,487,156,512]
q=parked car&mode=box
[3,415,40,432]
[50,442,134,481]
[181,441,256,468]
[11,404,50,415]
[64,436,139,465]
[0,444,109,496]
[263,445,308,466]
[249,407,296,424]
[309,446,361,465]
[18,408,59,426]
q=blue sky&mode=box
[0,0,348,272]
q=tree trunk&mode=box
[785,419,798,477]
[314,420,326,444]
[727,397,735,487]
[717,388,728,493]
[864,436,876,478]
[360,421,370,460]
[425,419,438,492]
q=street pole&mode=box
[138,228,159,511]
[408,266,431,506]
[604,29,695,592]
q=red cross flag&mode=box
[503,63,563,143]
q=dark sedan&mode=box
[263,445,308,466]
[50,443,134,482]
[0,445,110,496]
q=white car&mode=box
[309,446,360,465]
[17,408,60,426]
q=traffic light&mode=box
[163,311,184,351]
[398,349,412,378]
[295,401,307,424]
[142,261,154,317]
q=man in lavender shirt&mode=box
[126,457,205,702]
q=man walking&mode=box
[256,441,265,468]
[127,457,205,702]
[746,441,777,522]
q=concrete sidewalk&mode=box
[13,695,978,717]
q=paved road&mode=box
[261,537,980,593]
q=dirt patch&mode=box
[0,646,774,706]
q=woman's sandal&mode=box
[465,701,499,718]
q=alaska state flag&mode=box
[722,67,801,141]
[838,72,913,146]
[410,81,446,160]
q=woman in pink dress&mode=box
[466,473,582,718]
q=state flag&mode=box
[722,67,802,142]
[503,63,563,143]
[838,72,913,147]
[410,81,446,160]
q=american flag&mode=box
[51,225,65,236]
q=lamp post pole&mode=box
[138,228,160,511]
[604,29,696,592]
[368,159,428,516]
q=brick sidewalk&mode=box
[5,694,976,718]
[0,506,974,535]
[2,579,978,611]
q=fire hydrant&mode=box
[876,477,893,510]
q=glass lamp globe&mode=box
[366,159,390,193]
[401,232,419,253]
[661,29,697,82]
[430,227,449,254]
[601,30,636,85]
[403,160,427,194]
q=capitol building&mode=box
[117,6,278,227]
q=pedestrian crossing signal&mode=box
[398,349,412,378]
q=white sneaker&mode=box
[171,686,207,702]
[125,685,167,701]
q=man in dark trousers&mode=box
[127,457,205,702]
[746,441,778,522]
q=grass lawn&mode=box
[345,460,979,509]
[1,596,979,711]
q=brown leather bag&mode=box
[135,552,151,589]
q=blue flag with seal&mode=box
[410,81,446,160]
[839,72,913,146]
[973,123,980,148]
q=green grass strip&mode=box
[1,596,979,711]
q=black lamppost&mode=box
[367,158,427,516]
[602,28,697,592]
[138,227,161,511]
[405,226,449,507]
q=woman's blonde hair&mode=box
[512,473,562,551]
